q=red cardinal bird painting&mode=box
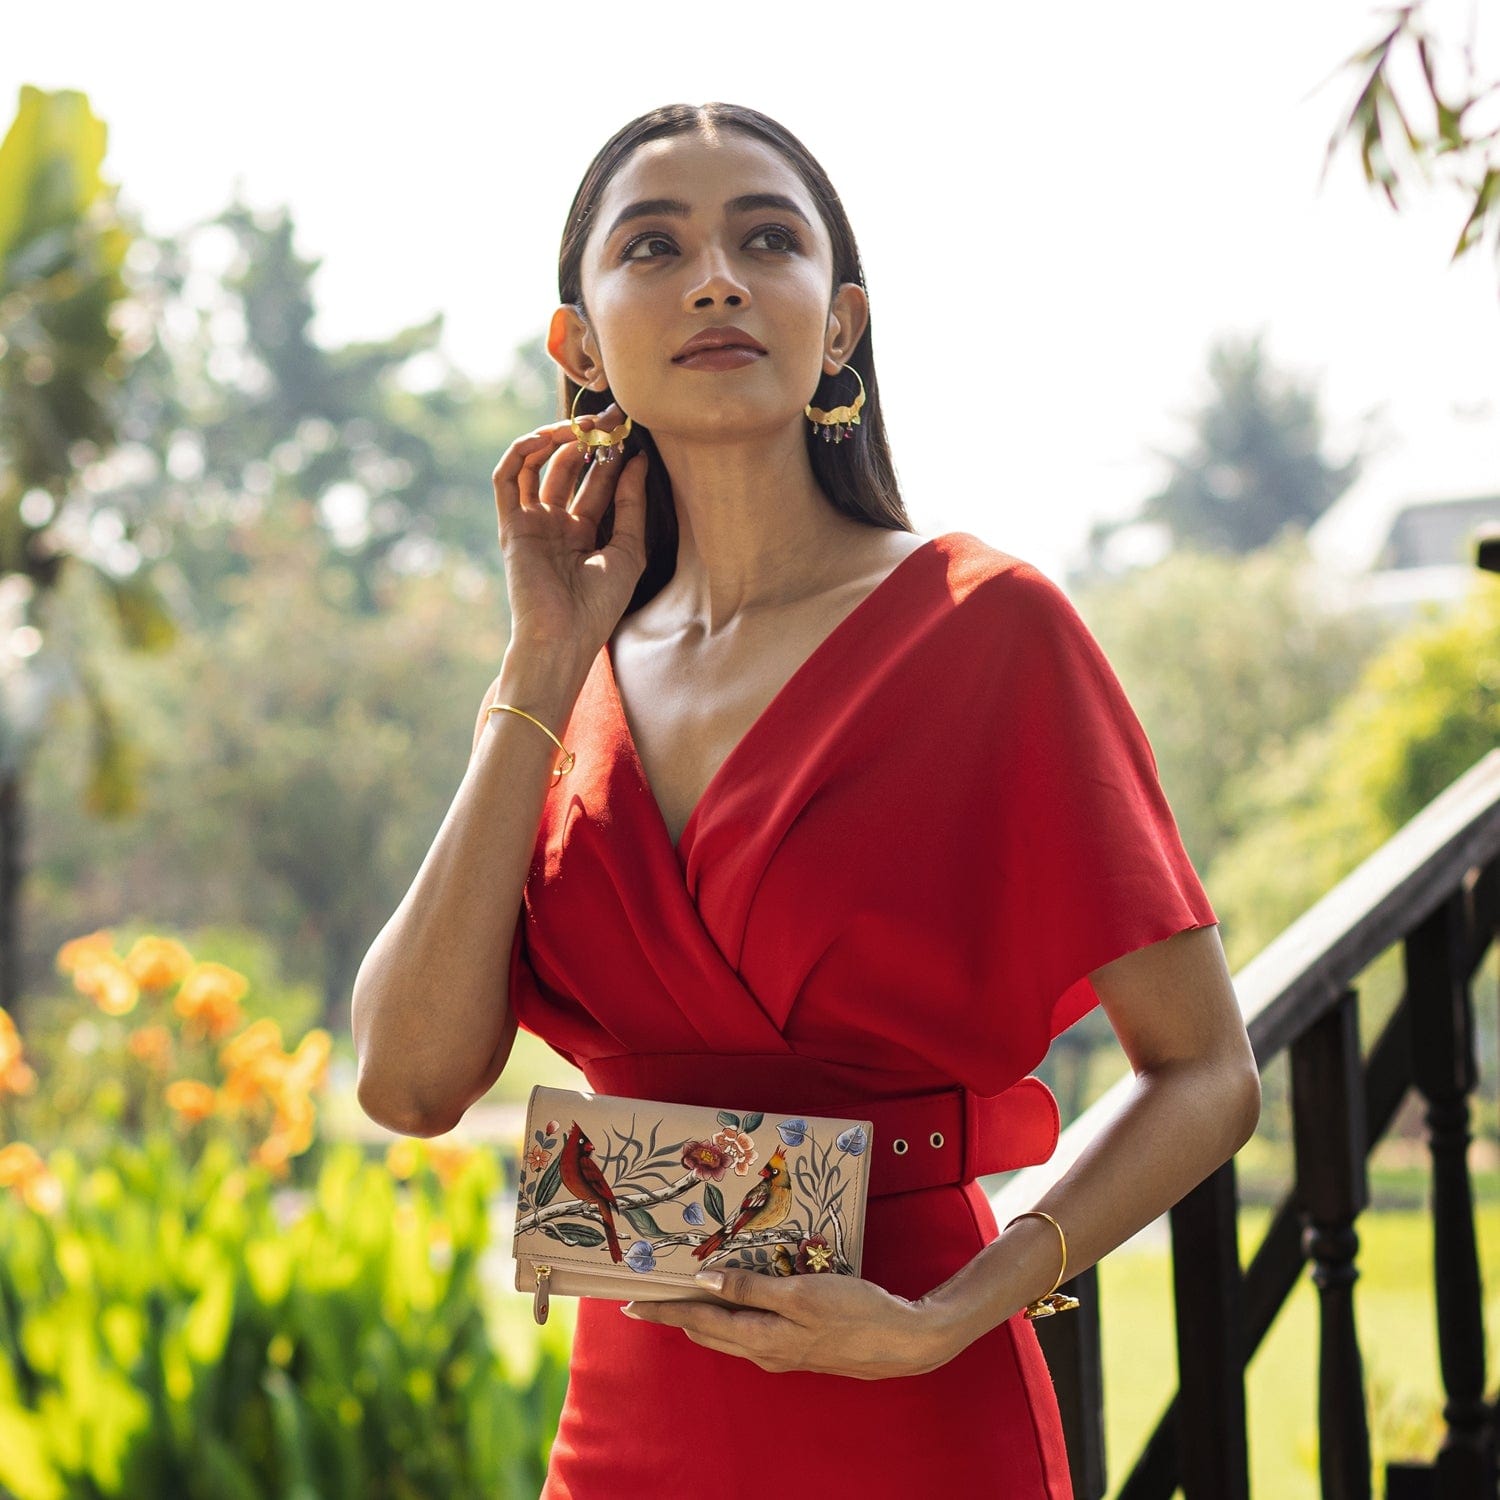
[691,1146,792,1262]
[557,1121,624,1263]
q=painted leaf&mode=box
[623,1206,666,1238]
[715,1111,741,1130]
[703,1185,726,1225]
[535,1157,563,1207]
[741,1112,764,1133]
[542,1220,606,1248]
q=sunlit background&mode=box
[3,4,1498,1497]
[9,0,1498,578]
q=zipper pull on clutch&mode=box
[533,1264,552,1324]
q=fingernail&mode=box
[694,1271,724,1291]
[620,1302,642,1318]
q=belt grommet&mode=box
[929,1131,944,1148]
[892,1138,909,1155]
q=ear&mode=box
[822,282,870,375]
[546,304,609,391]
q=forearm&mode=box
[918,1056,1261,1361]
[351,640,592,1131]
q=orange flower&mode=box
[0,1143,63,1215]
[56,930,116,975]
[219,1017,284,1072]
[124,935,194,991]
[252,1132,296,1176]
[73,956,139,1016]
[426,1140,476,1188]
[174,963,248,1041]
[218,1021,288,1112]
[126,1025,173,1070]
[164,1079,218,1123]
[282,1029,331,1095]
[0,1009,37,1098]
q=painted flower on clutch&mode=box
[625,1240,657,1273]
[796,1235,835,1273]
[525,1144,551,1172]
[836,1126,868,1156]
[681,1139,730,1182]
[711,1126,759,1177]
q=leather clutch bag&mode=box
[512,1083,875,1323]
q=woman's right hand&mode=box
[491,406,650,659]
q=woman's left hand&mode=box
[620,1269,956,1379]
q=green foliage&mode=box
[0,85,130,510]
[0,1136,567,1499]
[1075,537,1390,874]
[1323,0,1500,266]
[90,202,553,632]
[0,85,175,819]
[28,502,512,1021]
[1207,578,1500,965]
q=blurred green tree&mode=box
[1082,332,1362,570]
[1207,577,1500,967]
[0,86,172,1021]
[1075,536,1390,874]
[8,125,553,1016]
[97,202,553,629]
[30,488,515,1027]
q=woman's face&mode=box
[552,130,867,443]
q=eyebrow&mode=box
[603,192,813,242]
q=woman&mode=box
[351,103,1261,1498]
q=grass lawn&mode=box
[1097,1204,1500,1498]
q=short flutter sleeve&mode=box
[980,563,1218,1052]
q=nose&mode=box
[683,245,751,312]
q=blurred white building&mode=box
[1307,403,1499,619]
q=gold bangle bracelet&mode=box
[485,703,575,779]
[1004,1209,1081,1320]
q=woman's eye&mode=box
[620,232,677,261]
[747,224,800,253]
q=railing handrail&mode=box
[991,746,1500,1224]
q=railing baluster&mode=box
[1406,891,1495,1497]
[1291,985,1372,1500]
[1033,1266,1105,1499]
[1170,1159,1249,1500]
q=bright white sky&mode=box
[9,0,1499,580]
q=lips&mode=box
[672,326,768,361]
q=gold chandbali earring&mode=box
[570,384,633,465]
[805,363,866,445]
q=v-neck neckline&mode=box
[601,532,946,860]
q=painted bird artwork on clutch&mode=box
[691,1145,792,1261]
[557,1121,624,1263]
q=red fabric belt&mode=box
[583,1056,1060,1200]
[848,1080,1060,1198]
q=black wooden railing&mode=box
[992,744,1500,1499]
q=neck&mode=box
[648,420,867,632]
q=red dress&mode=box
[507,531,1217,1499]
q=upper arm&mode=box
[1089,925,1257,1095]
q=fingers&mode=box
[491,421,577,523]
[697,1266,804,1316]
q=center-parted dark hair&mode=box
[557,102,912,616]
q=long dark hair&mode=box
[556,102,913,616]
